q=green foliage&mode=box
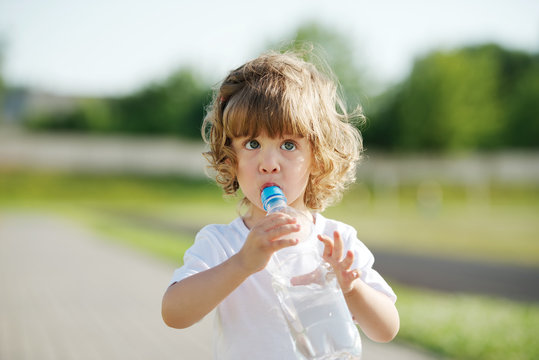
[25,67,211,139]
[365,44,539,152]
[504,58,539,148]
[110,68,210,137]
[19,23,539,150]
[0,45,4,122]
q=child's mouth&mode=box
[260,182,279,194]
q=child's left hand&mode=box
[318,231,361,294]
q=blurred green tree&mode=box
[26,67,211,138]
[110,68,210,137]
[365,44,539,152]
[25,97,117,133]
[501,51,539,148]
[0,45,4,122]
[21,23,539,150]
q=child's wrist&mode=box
[342,277,363,298]
[342,284,356,297]
[340,270,361,295]
[230,253,256,278]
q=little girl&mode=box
[162,50,399,359]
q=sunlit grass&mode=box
[1,170,538,266]
[83,211,194,265]
[325,182,539,266]
[395,285,539,360]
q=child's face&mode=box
[232,132,312,217]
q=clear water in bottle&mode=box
[261,186,362,359]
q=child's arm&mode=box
[318,232,400,343]
[162,213,300,329]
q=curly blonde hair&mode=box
[202,50,364,211]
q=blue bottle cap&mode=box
[261,186,287,210]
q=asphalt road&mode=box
[374,250,539,302]
[0,213,212,360]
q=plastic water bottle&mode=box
[261,186,362,360]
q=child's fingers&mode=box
[255,213,298,239]
[271,238,299,251]
[333,231,343,262]
[267,223,300,241]
[317,234,334,258]
[262,213,297,231]
[341,250,354,271]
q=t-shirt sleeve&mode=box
[346,229,397,304]
[168,226,225,287]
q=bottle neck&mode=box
[264,196,288,213]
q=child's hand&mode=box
[318,231,361,294]
[236,213,300,274]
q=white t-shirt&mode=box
[169,213,396,360]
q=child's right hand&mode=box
[236,213,300,274]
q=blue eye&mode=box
[245,140,260,150]
[281,141,296,151]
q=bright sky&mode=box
[1,0,538,97]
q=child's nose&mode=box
[259,151,280,174]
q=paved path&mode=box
[375,251,539,302]
[0,213,212,360]
[0,213,440,360]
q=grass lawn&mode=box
[1,170,538,359]
[324,182,539,266]
[396,285,539,359]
